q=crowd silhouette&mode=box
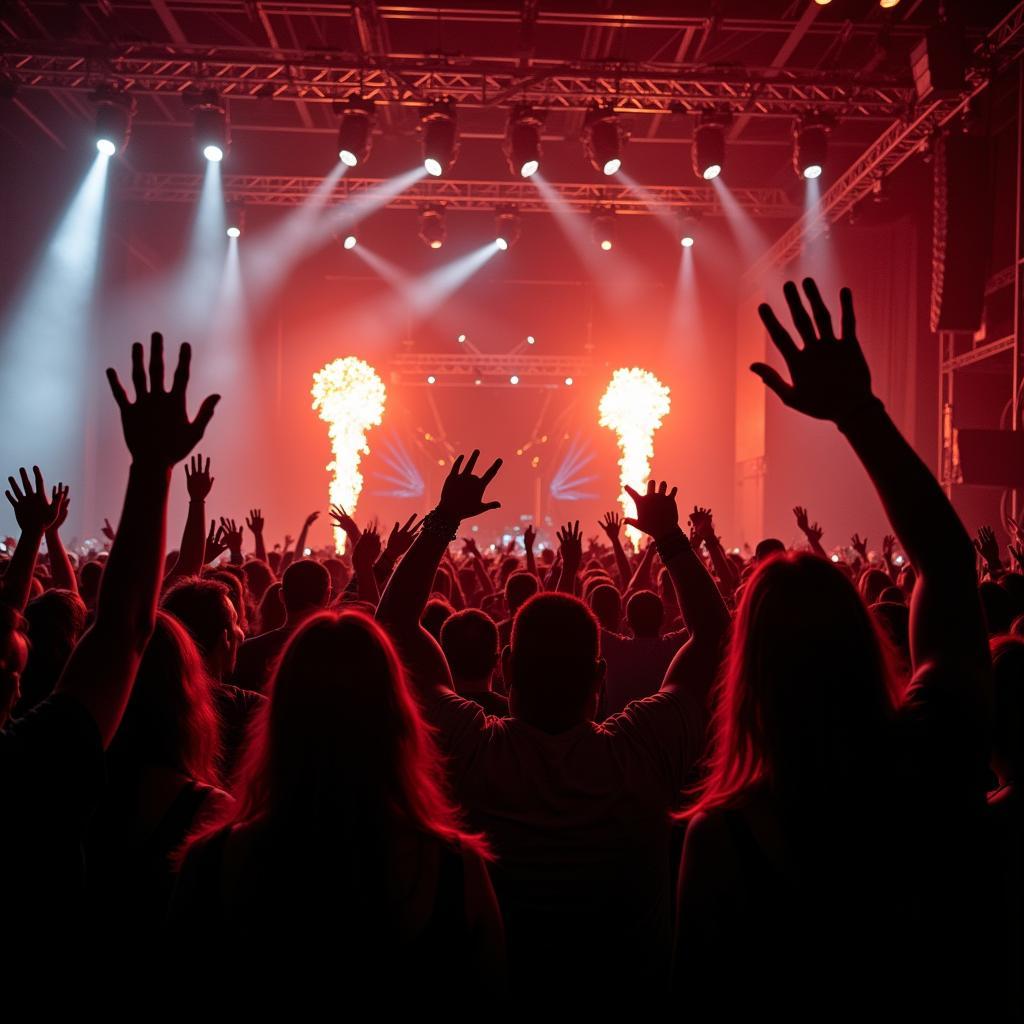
[0,279,1019,1011]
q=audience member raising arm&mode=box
[3,467,63,611]
[45,482,77,594]
[165,453,214,582]
[246,507,267,564]
[598,511,632,590]
[56,333,219,747]
[793,504,827,558]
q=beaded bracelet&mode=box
[420,507,461,543]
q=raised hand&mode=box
[462,536,481,558]
[753,279,875,425]
[624,480,679,541]
[793,506,823,544]
[246,508,264,535]
[1009,543,1024,572]
[556,521,583,566]
[975,525,1002,572]
[437,450,502,521]
[689,505,714,541]
[106,332,219,467]
[524,524,536,550]
[353,526,382,567]
[101,518,116,542]
[851,533,868,560]
[329,504,362,544]
[204,521,228,564]
[303,510,320,529]
[50,482,71,531]
[599,510,623,541]
[5,466,62,534]
[882,533,896,563]
[219,517,243,554]
[383,514,421,561]
[184,454,214,500]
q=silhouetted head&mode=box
[321,558,350,603]
[539,548,555,566]
[504,593,604,733]
[691,551,898,816]
[19,589,87,712]
[258,582,286,633]
[980,580,1014,636]
[990,635,1024,783]
[754,538,786,563]
[877,585,905,605]
[582,573,613,602]
[498,556,519,586]
[422,597,454,641]
[108,611,221,785]
[441,609,499,685]
[627,589,664,639]
[210,565,251,635]
[0,605,29,727]
[243,559,275,603]
[505,570,539,616]
[589,583,622,633]
[858,568,891,606]
[281,559,331,617]
[79,559,103,609]
[188,611,481,853]
[163,576,244,680]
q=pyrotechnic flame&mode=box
[599,367,671,547]
[312,357,387,552]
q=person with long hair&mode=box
[86,611,229,929]
[170,609,504,995]
[672,280,992,1016]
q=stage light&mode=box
[814,0,832,5]
[599,368,671,547]
[419,205,446,249]
[193,100,229,163]
[93,91,133,156]
[336,96,375,167]
[421,98,459,177]
[679,214,698,247]
[591,207,617,251]
[474,378,482,385]
[495,207,522,250]
[564,377,574,386]
[225,202,244,239]
[680,234,694,247]
[343,234,357,249]
[879,0,900,7]
[226,226,240,239]
[692,121,725,180]
[527,335,536,345]
[458,333,467,343]
[794,122,828,179]
[583,104,624,176]
[427,375,436,384]
[510,375,520,385]
[505,104,543,178]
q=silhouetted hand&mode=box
[793,505,823,544]
[462,536,481,558]
[524,524,536,550]
[204,521,228,563]
[246,508,264,536]
[752,279,875,424]
[599,511,623,541]
[1008,515,1022,540]
[851,533,868,560]
[106,332,219,468]
[557,521,583,568]
[975,526,1002,571]
[689,505,714,541]
[353,527,381,568]
[219,517,243,554]
[384,514,421,560]
[329,505,361,545]
[50,483,71,531]
[5,467,61,534]
[437,450,502,521]
[882,534,895,563]
[624,480,679,541]
[303,511,320,529]
[1009,543,1024,572]
[185,454,214,500]
[101,518,116,543]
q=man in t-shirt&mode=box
[378,454,730,997]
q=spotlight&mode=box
[192,100,229,162]
[336,96,375,168]
[527,335,536,345]
[692,120,725,180]
[591,206,617,251]
[794,122,828,179]
[505,104,543,178]
[494,207,522,250]
[418,205,446,249]
[564,377,574,386]
[226,226,240,239]
[93,90,134,156]
[879,0,901,7]
[583,104,625,176]
[225,203,245,238]
[510,375,520,385]
[427,375,436,384]
[679,214,699,248]
[343,234,358,250]
[421,98,459,177]
[457,333,467,343]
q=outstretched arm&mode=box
[626,482,731,708]
[556,521,582,595]
[56,333,219,747]
[352,527,382,605]
[599,511,632,590]
[793,505,827,558]
[3,467,62,610]
[377,451,502,697]
[690,506,738,599]
[754,279,989,698]
[165,453,213,582]
[45,482,77,594]
[246,508,267,563]
[523,524,539,578]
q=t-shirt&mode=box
[425,687,705,993]
[0,694,104,931]
[600,629,687,717]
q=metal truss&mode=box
[3,42,913,119]
[748,0,1024,275]
[119,172,798,216]
[389,352,592,389]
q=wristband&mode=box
[421,507,461,543]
